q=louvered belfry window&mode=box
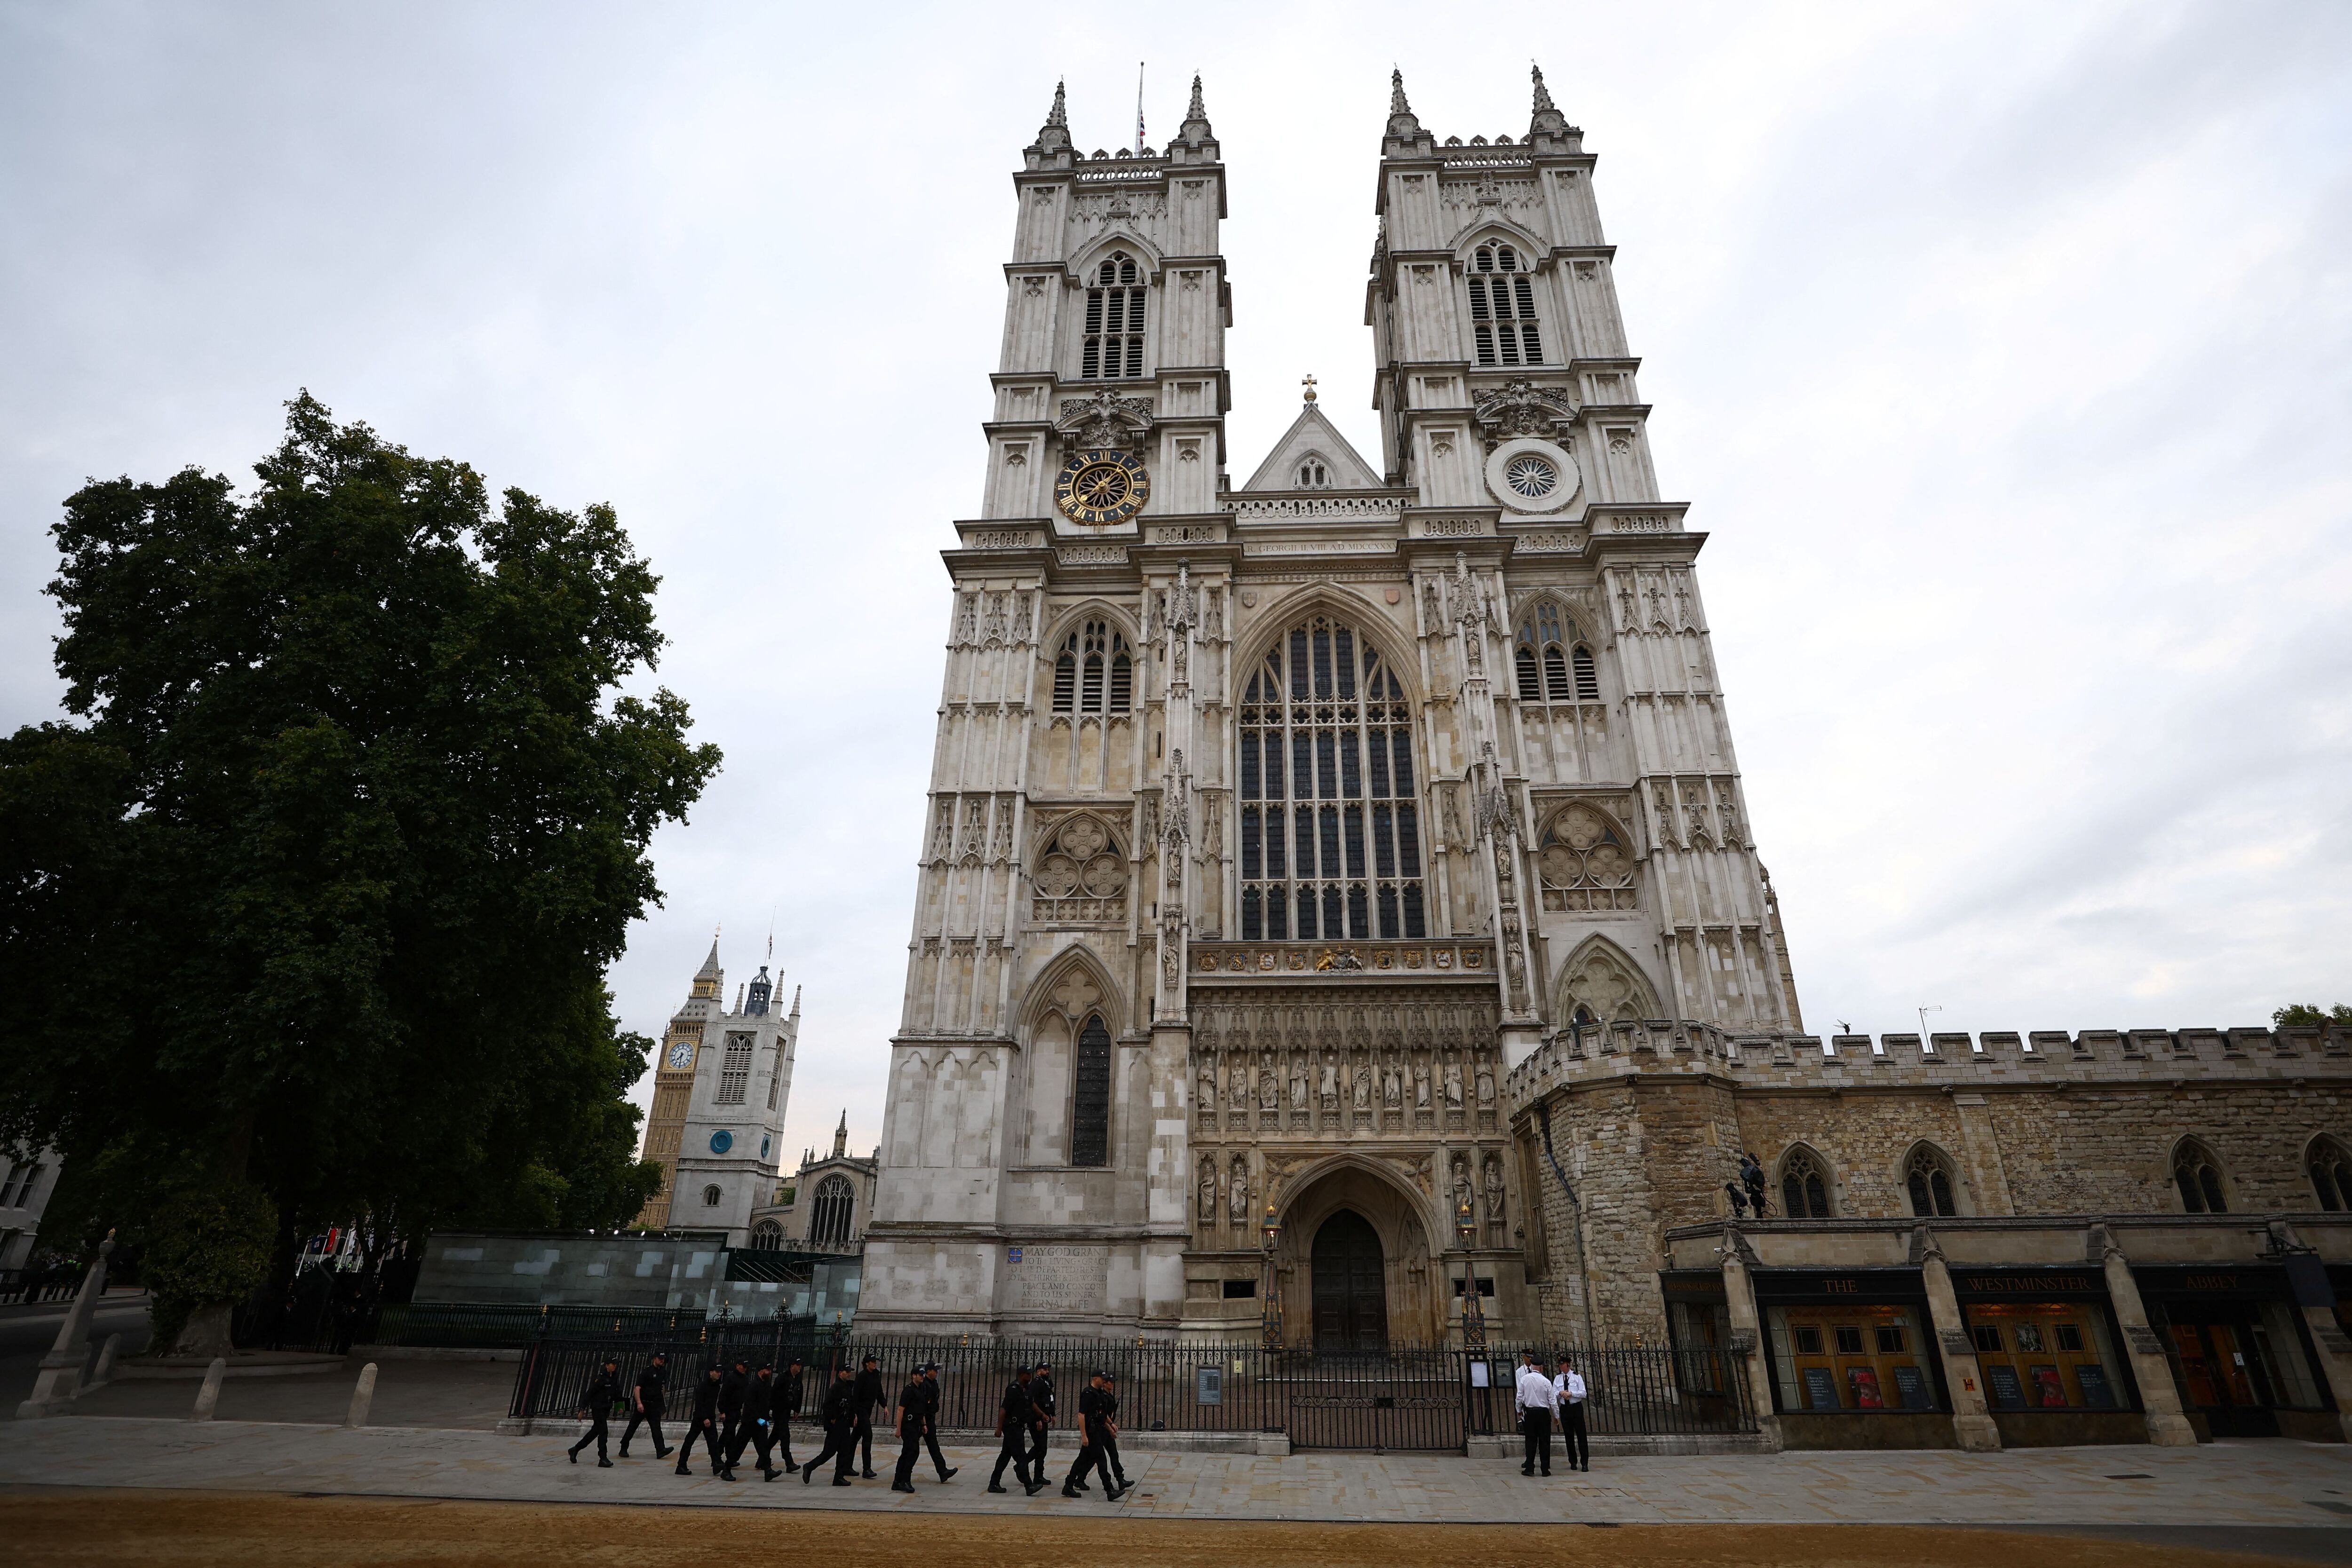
[716,1032,753,1106]
[1514,602,1600,705]
[1468,243,1543,367]
[1081,252,1147,379]
[1237,616,1425,942]
[1070,1013,1113,1167]
[1052,620,1133,714]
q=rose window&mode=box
[1505,454,1558,499]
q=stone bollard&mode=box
[191,1358,227,1422]
[89,1333,122,1390]
[345,1363,378,1429]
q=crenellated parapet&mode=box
[1507,1022,2352,1112]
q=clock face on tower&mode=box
[1055,448,1151,527]
[667,1041,694,1070]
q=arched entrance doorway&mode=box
[1310,1210,1389,1352]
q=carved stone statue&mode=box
[1319,1056,1338,1108]
[1383,1061,1403,1107]
[1352,1065,1372,1110]
[1414,1062,1432,1109]
[1476,1060,1496,1106]
[1229,1064,1250,1111]
[1258,1065,1278,1111]
[1289,1057,1308,1109]
[1451,1155,1473,1217]
[1199,1066,1216,1114]
[1199,1162,1218,1223]
[1444,1060,1464,1108]
[1228,1156,1249,1223]
[1484,1154,1506,1223]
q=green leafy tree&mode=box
[2274,1005,2352,1028]
[0,395,717,1352]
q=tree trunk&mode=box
[172,1301,235,1360]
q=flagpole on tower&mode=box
[1136,61,1146,153]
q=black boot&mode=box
[891,1481,916,1494]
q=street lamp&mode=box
[1456,1197,1487,1352]
[1260,1203,1282,1352]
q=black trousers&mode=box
[767,1414,795,1469]
[568,1410,609,1461]
[892,1423,924,1486]
[921,1418,951,1478]
[1027,1419,1051,1475]
[677,1416,726,1472]
[1560,1402,1589,1469]
[855,1414,875,1473]
[1064,1426,1110,1489]
[618,1406,665,1455]
[1520,1407,1553,1473]
[806,1420,857,1480]
[1102,1433,1126,1485]
[990,1425,1032,1486]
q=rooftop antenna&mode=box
[1136,61,1146,153]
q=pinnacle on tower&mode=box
[1033,79,1071,155]
[1175,71,1215,150]
[695,938,721,980]
[1187,72,1205,121]
[1385,68,1421,140]
[1529,61,1569,138]
[833,1110,849,1159]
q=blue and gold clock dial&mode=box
[1055,448,1150,527]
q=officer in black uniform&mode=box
[770,1355,804,1475]
[917,1362,958,1481]
[1027,1360,1057,1480]
[1097,1370,1129,1491]
[618,1352,670,1459]
[675,1364,732,1478]
[987,1364,1047,1495]
[851,1354,886,1478]
[1061,1369,1123,1500]
[731,1363,774,1479]
[889,1365,929,1493]
[718,1357,752,1469]
[805,1364,859,1486]
[566,1356,620,1466]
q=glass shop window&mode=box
[1766,1304,1939,1413]
[1962,1302,2125,1411]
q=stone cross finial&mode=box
[1301,373,1317,404]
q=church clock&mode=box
[1055,448,1151,526]
[667,1041,695,1069]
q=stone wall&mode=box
[1510,1023,2352,1338]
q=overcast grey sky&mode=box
[4,1,2347,1164]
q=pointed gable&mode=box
[1241,402,1384,491]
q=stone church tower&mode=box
[859,70,1801,1344]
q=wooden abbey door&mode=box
[1310,1210,1390,1353]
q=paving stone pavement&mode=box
[3,1417,2352,1528]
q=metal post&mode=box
[1260,1204,1283,1352]
[1456,1199,1486,1352]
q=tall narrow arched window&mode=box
[1070,1012,1113,1167]
[1514,602,1599,706]
[2173,1140,2228,1213]
[810,1174,856,1248]
[749,1219,784,1249]
[1236,615,1425,942]
[700,1184,723,1208]
[1779,1148,1833,1219]
[1051,620,1133,714]
[2311,1138,2352,1212]
[1081,252,1146,380]
[1468,243,1543,367]
[1905,1146,1960,1217]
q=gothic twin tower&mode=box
[858,69,1800,1345]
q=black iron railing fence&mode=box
[508,1330,1755,1449]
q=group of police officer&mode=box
[566,1351,1134,1501]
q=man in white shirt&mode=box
[1512,1352,1558,1476]
[1552,1354,1589,1472]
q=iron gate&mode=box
[1274,1350,1466,1449]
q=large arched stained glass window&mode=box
[810,1174,856,1248]
[1070,1013,1113,1168]
[1237,615,1425,942]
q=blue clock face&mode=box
[708,1130,733,1155]
[759,1135,771,1159]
